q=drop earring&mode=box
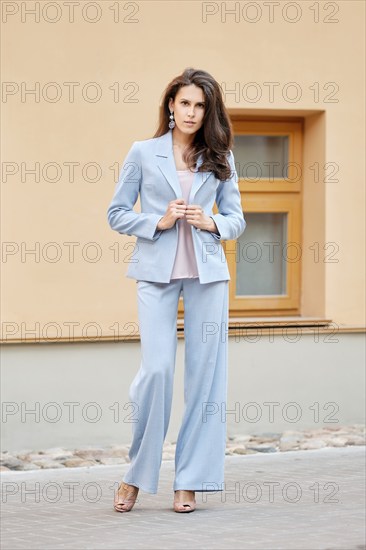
[169,111,175,129]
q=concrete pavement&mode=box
[1,446,365,550]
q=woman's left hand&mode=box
[185,204,216,232]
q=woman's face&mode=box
[168,84,205,136]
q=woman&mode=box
[107,67,246,513]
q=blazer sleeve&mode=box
[107,141,164,241]
[208,150,246,241]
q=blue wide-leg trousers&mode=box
[122,277,229,494]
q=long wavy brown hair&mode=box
[153,68,234,181]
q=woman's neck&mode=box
[171,128,195,149]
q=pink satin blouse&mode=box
[170,169,199,280]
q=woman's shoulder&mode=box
[132,132,170,160]
[131,133,165,154]
[134,132,165,146]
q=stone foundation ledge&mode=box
[1,424,364,472]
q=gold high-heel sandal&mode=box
[114,482,139,513]
[173,490,196,513]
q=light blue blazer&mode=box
[107,129,246,284]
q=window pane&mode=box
[233,135,289,179]
[236,213,287,296]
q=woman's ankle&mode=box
[122,482,139,492]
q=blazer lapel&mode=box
[155,129,212,202]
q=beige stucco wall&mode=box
[2,0,365,343]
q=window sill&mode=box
[176,316,365,335]
[2,318,364,344]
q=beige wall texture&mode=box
[2,0,365,343]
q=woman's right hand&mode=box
[157,199,187,230]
